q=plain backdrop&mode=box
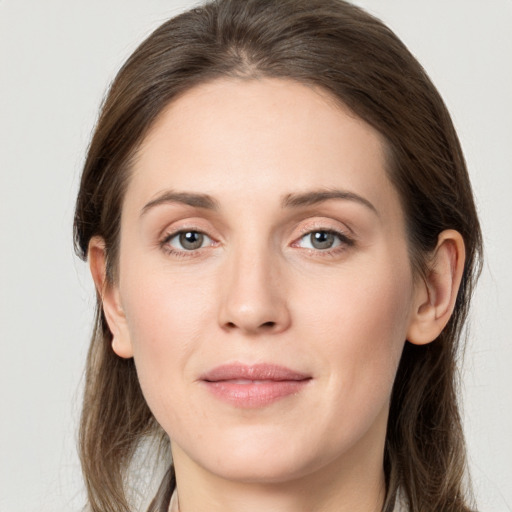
[1,1,511,511]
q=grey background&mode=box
[1,1,511,510]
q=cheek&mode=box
[119,266,214,409]
[299,254,413,417]
[300,252,413,346]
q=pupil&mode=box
[180,231,203,250]
[311,231,334,249]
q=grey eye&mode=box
[309,231,336,249]
[171,231,209,250]
[298,230,343,250]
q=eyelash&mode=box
[159,227,354,259]
[159,229,217,259]
[292,228,355,256]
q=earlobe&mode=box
[407,230,465,345]
[88,237,134,359]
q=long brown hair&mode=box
[74,1,483,510]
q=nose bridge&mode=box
[218,234,290,334]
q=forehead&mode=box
[125,77,400,221]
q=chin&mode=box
[205,454,317,485]
[185,430,331,485]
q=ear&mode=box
[407,229,465,345]
[88,236,134,358]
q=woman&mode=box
[73,0,482,511]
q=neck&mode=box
[170,414,388,512]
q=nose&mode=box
[217,245,291,335]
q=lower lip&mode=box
[202,380,310,408]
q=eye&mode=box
[165,230,213,251]
[296,230,350,251]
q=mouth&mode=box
[199,363,312,408]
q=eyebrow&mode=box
[282,189,378,215]
[141,188,378,216]
[141,191,220,216]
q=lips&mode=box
[200,363,310,382]
[199,363,311,408]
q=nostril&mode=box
[224,320,276,331]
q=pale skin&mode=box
[89,78,465,512]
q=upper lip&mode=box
[200,363,311,382]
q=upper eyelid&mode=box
[293,218,355,238]
[159,222,217,241]
[293,228,354,247]
[157,217,355,244]
[297,224,349,235]
[298,227,350,239]
[161,228,216,246]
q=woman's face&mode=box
[110,78,421,484]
